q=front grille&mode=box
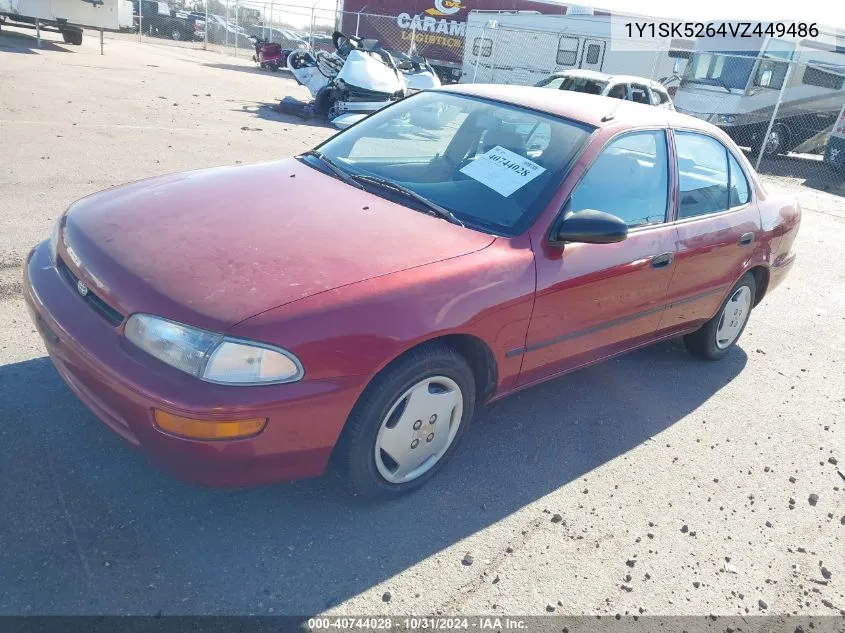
[57,257,124,327]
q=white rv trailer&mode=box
[460,10,690,87]
[673,27,845,156]
[0,0,132,44]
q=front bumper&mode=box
[23,240,367,487]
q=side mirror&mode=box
[551,209,628,245]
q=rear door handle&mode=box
[739,232,754,246]
[651,252,674,269]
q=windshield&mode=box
[681,51,757,91]
[311,91,593,235]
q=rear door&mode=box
[658,131,761,332]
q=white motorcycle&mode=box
[287,31,441,129]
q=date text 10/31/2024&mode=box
[306,617,528,631]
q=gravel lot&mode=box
[1,27,844,619]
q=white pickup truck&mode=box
[0,0,132,44]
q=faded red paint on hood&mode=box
[60,158,494,331]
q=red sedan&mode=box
[23,85,800,497]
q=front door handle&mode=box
[651,252,674,269]
[739,232,754,246]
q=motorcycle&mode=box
[248,35,286,72]
[287,31,440,128]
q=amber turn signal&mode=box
[153,410,266,440]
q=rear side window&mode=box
[675,132,730,218]
[607,83,627,99]
[570,130,669,227]
[728,153,750,206]
[630,83,650,104]
[585,43,601,64]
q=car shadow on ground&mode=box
[0,339,747,615]
[0,30,73,54]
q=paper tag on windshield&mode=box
[459,146,546,197]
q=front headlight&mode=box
[124,314,303,385]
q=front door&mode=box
[519,129,677,386]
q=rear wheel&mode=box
[171,28,182,40]
[684,273,756,360]
[338,343,475,498]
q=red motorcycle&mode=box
[248,35,285,71]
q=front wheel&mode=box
[338,343,476,498]
[684,273,756,360]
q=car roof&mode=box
[550,69,610,81]
[548,70,668,90]
[440,84,713,132]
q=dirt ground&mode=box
[1,26,844,620]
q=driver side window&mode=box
[569,130,669,227]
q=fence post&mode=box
[309,3,316,49]
[755,47,799,172]
[233,0,238,57]
[355,7,367,37]
[224,0,229,48]
[204,0,208,49]
[138,0,142,42]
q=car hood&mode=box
[60,158,494,331]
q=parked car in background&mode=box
[25,86,799,498]
[205,13,251,48]
[309,34,335,53]
[132,0,204,41]
[244,25,308,51]
[536,69,675,109]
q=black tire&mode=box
[684,273,756,360]
[761,124,790,157]
[171,28,183,40]
[269,62,279,72]
[61,29,83,45]
[337,343,476,499]
[314,87,335,115]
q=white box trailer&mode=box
[0,0,133,44]
[461,11,690,86]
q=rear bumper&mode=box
[23,240,367,487]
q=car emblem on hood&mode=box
[76,280,89,297]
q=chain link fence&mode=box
[94,5,845,184]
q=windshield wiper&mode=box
[299,150,363,189]
[350,174,465,227]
